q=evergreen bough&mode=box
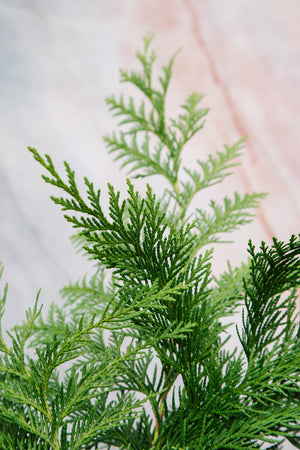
[1,35,300,449]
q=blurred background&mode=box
[0,3,299,446]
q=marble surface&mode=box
[0,2,299,446]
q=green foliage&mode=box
[1,35,300,449]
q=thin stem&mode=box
[152,389,167,446]
[173,179,184,227]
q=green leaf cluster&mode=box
[1,35,299,449]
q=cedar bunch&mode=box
[0,35,299,449]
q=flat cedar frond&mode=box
[180,137,245,213]
[194,191,267,249]
[0,281,145,449]
[104,132,175,182]
[24,155,198,292]
[169,92,209,148]
[2,37,299,448]
[241,234,300,357]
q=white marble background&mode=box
[0,1,299,447]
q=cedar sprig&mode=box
[1,36,299,449]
